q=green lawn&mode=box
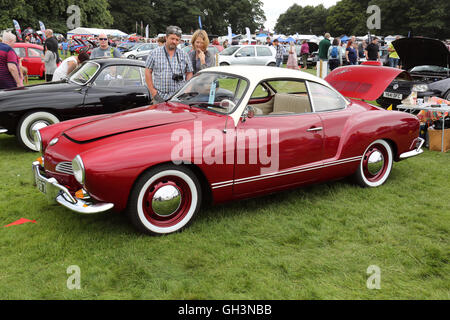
[1,65,448,300]
[0,134,448,299]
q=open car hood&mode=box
[325,65,410,101]
[64,103,196,143]
[392,37,450,70]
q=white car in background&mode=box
[124,43,158,59]
[218,45,276,66]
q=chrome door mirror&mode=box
[241,105,256,122]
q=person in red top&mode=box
[0,31,21,89]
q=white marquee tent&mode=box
[67,27,128,38]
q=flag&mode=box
[145,24,149,39]
[245,27,251,43]
[227,26,232,45]
[12,19,22,41]
[39,21,46,40]
[198,16,202,29]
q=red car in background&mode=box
[13,43,45,79]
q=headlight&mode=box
[32,130,43,153]
[72,155,85,185]
[412,84,429,92]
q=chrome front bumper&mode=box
[399,137,425,159]
[32,161,114,214]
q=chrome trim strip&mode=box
[211,156,363,189]
[55,162,74,175]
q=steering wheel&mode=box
[220,99,236,111]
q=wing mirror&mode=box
[241,105,256,122]
[235,53,242,57]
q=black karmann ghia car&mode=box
[0,58,150,151]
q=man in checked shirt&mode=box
[145,25,193,104]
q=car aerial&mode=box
[32,65,423,236]
[123,43,158,59]
[377,37,450,109]
[13,43,45,79]
[0,58,150,151]
[218,45,276,66]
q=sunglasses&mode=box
[99,38,108,41]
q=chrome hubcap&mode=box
[151,185,182,217]
[367,151,384,175]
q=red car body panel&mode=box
[13,43,45,77]
[325,65,409,101]
[37,67,420,215]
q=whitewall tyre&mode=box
[17,111,59,151]
[355,139,393,188]
[128,165,202,235]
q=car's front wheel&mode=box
[354,139,393,188]
[127,54,135,59]
[17,111,59,151]
[128,164,202,235]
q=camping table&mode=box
[397,104,450,152]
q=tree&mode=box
[0,0,113,34]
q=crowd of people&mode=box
[1,26,448,98]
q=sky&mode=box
[262,0,339,32]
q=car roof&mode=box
[14,43,44,50]
[200,65,330,86]
[89,58,146,67]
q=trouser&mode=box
[329,59,340,71]
[389,57,399,68]
[276,58,283,67]
[46,74,53,82]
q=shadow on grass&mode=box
[0,134,27,153]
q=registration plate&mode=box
[35,175,47,194]
[383,91,403,100]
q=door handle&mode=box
[307,127,323,132]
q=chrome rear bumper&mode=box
[399,137,425,159]
[32,161,114,214]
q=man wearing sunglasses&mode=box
[90,33,122,59]
[145,26,193,104]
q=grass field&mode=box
[0,67,448,300]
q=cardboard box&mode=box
[428,128,450,152]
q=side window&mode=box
[307,81,347,112]
[254,80,311,115]
[251,84,270,98]
[28,48,43,57]
[14,47,26,58]
[238,47,255,57]
[256,47,272,56]
[94,65,143,87]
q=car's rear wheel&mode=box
[219,62,229,66]
[128,165,202,235]
[17,111,59,151]
[354,139,393,188]
[268,62,276,67]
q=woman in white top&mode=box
[52,52,89,81]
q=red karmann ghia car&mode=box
[32,65,424,235]
[13,43,45,79]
